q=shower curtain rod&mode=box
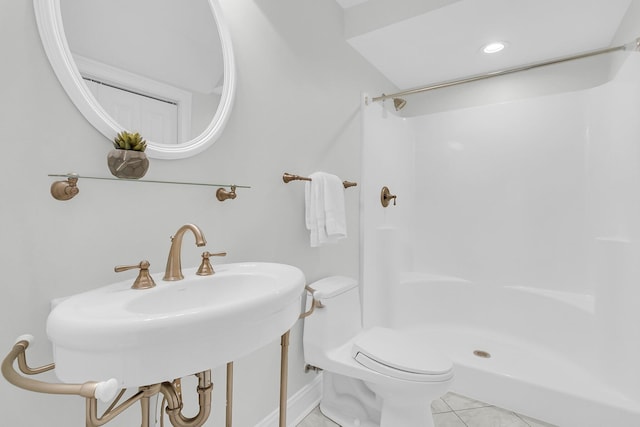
[371,37,640,105]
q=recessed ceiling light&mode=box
[482,42,506,54]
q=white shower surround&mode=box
[361,53,640,426]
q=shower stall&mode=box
[360,50,640,426]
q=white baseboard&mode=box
[255,374,322,427]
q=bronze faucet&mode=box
[163,224,207,281]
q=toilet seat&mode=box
[351,327,453,382]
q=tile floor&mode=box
[297,392,558,427]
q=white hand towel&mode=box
[323,173,347,240]
[305,172,324,247]
[305,172,347,247]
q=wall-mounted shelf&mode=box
[48,173,250,202]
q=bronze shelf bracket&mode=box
[50,173,80,201]
[283,172,357,189]
[216,185,237,201]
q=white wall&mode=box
[412,86,590,292]
[409,52,640,297]
[587,54,640,400]
[360,100,415,327]
[0,1,395,426]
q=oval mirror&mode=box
[34,0,236,159]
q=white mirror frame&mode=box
[33,0,236,160]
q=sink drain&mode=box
[473,350,491,358]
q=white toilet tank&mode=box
[303,276,362,354]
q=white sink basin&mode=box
[47,262,305,387]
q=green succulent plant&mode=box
[113,131,147,152]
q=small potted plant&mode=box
[107,131,149,179]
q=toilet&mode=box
[303,276,453,427]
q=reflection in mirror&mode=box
[61,0,223,145]
[34,0,235,159]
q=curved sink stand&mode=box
[2,262,306,427]
[3,335,214,427]
[2,335,118,402]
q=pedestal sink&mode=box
[47,262,306,388]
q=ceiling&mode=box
[338,0,633,90]
[335,0,369,7]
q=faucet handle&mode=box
[114,260,156,290]
[380,186,397,207]
[196,252,227,276]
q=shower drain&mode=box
[473,350,491,358]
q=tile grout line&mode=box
[514,412,534,427]
[441,397,456,413]
[301,394,556,427]
[452,409,471,427]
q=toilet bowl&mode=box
[303,276,453,427]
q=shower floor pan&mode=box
[404,324,640,427]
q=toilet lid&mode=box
[351,327,453,381]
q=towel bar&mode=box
[282,173,357,189]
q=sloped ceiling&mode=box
[335,0,369,7]
[338,0,633,90]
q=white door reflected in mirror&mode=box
[84,77,180,145]
[34,0,236,159]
